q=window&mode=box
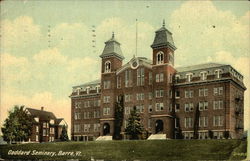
[214,87,223,95]
[169,74,173,83]
[94,124,100,132]
[137,68,145,86]
[184,104,189,112]
[156,73,164,82]
[175,104,180,112]
[175,118,180,128]
[149,72,152,85]
[185,90,194,98]
[74,124,80,133]
[155,90,164,98]
[186,73,193,82]
[155,103,164,111]
[218,87,223,95]
[103,107,110,115]
[156,51,164,64]
[204,89,208,96]
[199,117,208,127]
[98,100,101,106]
[36,135,39,142]
[43,129,47,136]
[199,88,208,97]
[125,94,132,102]
[43,122,47,128]
[148,105,152,113]
[175,91,180,98]
[125,70,132,87]
[74,112,81,120]
[200,71,208,80]
[184,117,193,128]
[136,93,144,101]
[84,124,91,132]
[136,105,144,113]
[84,101,91,108]
[213,100,223,110]
[50,128,54,134]
[125,107,131,115]
[103,96,110,103]
[83,112,90,119]
[184,103,194,112]
[214,69,222,79]
[96,86,100,93]
[86,87,90,94]
[148,119,151,128]
[214,131,223,139]
[175,75,180,82]
[169,104,172,112]
[75,102,81,109]
[104,61,111,73]
[213,116,224,126]
[148,92,153,100]
[94,111,100,118]
[117,76,121,88]
[36,126,39,133]
[199,101,208,111]
[169,90,172,98]
[103,80,111,89]
[183,132,194,139]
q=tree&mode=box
[125,106,144,140]
[193,104,200,139]
[113,95,124,140]
[60,125,69,141]
[1,105,33,143]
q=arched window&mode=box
[104,61,111,73]
[156,51,164,64]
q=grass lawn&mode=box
[0,139,247,160]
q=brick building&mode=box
[70,22,246,141]
[26,107,67,142]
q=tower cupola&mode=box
[151,20,177,51]
[100,32,125,60]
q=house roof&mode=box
[73,79,100,88]
[176,63,227,73]
[26,108,56,120]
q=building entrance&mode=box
[155,120,164,134]
[103,123,110,135]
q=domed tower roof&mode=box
[100,32,125,60]
[151,20,177,51]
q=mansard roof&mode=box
[176,63,227,73]
[151,25,176,50]
[100,33,125,60]
[73,79,100,88]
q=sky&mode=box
[0,0,249,136]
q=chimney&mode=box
[41,107,44,111]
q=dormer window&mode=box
[214,69,222,79]
[104,61,111,73]
[156,51,164,65]
[186,73,193,82]
[96,86,100,93]
[200,71,208,80]
[86,87,90,94]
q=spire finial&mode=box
[112,32,114,38]
[163,19,165,27]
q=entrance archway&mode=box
[103,123,110,135]
[155,120,164,134]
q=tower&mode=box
[99,33,124,136]
[150,20,177,139]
